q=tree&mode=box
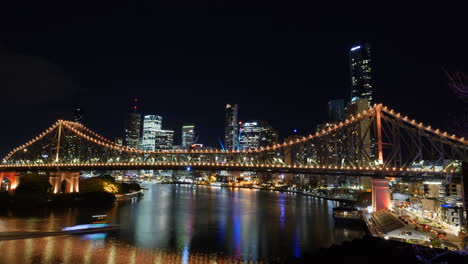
[15,173,52,195]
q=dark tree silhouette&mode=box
[446,71,468,102]
[445,69,468,138]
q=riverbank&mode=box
[115,189,144,200]
[191,183,358,204]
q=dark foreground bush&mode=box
[79,191,116,207]
[119,182,142,194]
[12,192,49,207]
[0,192,12,208]
[50,191,116,208]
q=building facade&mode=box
[124,113,141,149]
[350,43,373,105]
[74,108,84,124]
[224,104,239,151]
[239,121,278,150]
[155,130,174,150]
[141,115,162,151]
[328,99,345,123]
[181,125,195,149]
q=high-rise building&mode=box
[328,99,345,123]
[259,126,279,147]
[155,130,174,150]
[239,121,278,150]
[239,121,262,150]
[181,125,195,149]
[141,115,162,151]
[74,108,84,124]
[114,137,123,146]
[224,104,239,150]
[124,99,141,149]
[350,43,373,105]
[344,97,372,189]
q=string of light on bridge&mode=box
[0,162,457,175]
[3,103,468,163]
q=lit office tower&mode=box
[239,121,278,150]
[350,43,373,105]
[328,99,345,122]
[181,125,195,149]
[124,99,141,149]
[141,115,162,151]
[74,108,85,124]
[224,104,239,150]
[155,130,174,150]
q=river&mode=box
[0,183,366,263]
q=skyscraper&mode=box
[224,104,239,150]
[74,108,84,124]
[181,125,195,149]
[239,121,278,150]
[124,99,141,149]
[350,43,373,105]
[141,115,162,151]
[155,130,174,150]
[328,99,345,122]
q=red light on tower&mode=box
[134,98,138,102]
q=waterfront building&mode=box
[350,43,373,105]
[181,125,195,149]
[224,104,239,150]
[141,115,162,151]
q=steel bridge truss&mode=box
[2,104,468,176]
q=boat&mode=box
[62,215,120,234]
[62,223,120,234]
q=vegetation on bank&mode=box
[0,173,142,208]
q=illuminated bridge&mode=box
[1,104,467,210]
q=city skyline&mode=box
[1,4,468,260]
[0,4,467,156]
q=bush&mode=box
[0,192,12,208]
[50,192,115,208]
[119,182,142,194]
[80,191,116,207]
[15,173,52,195]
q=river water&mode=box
[0,184,366,263]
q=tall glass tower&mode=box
[224,104,239,150]
[328,99,345,122]
[124,99,141,149]
[350,43,373,105]
[181,125,195,149]
[141,115,162,151]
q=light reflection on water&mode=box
[0,184,366,263]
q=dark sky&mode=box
[0,3,467,155]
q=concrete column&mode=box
[372,177,391,211]
[49,172,80,194]
[13,174,21,190]
[72,175,80,193]
[49,175,61,194]
[0,172,20,190]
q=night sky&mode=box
[0,3,467,155]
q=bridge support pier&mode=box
[372,177,391,211]
[49,172,79,194]
[0,172,21,191]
